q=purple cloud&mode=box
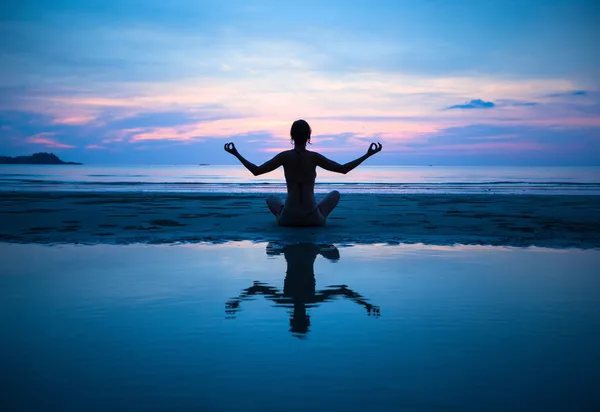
[547,90,588,98]
[446,99,496,110]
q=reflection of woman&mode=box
[223,119,383,226]
[226,243,380,336]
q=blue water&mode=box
[1,164,599,194]
[1,243,599,411]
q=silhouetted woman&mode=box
[224,119,383,226]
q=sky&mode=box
[1,0,599,165]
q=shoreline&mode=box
[1,191,599,248]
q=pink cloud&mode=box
[506,117,600,128]
[426,141,549,152]
[124,116,443,146]
[51,116,97,125]
[7,68,596,161]
[26,133,75,148]
[260,146,368,153]
[129,127,198,142]
[49,96,138,107]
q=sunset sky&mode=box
[1,0,599,165]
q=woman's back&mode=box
[283,148,317,184]
[280,149,319,217]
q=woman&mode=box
[224,119,382,226]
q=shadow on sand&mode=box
[226,243,380,338]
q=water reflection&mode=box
[226,243,380,337]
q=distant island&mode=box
[0,152,82,165]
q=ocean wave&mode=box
[2,178,600,187]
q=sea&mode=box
[1,164,599,194]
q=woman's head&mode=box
[290,119,311,146]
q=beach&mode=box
[2,168,600,411]
[1,191,599,248]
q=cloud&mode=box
[104,109,239,130]
[51,116,97,125]
[496,100,539,107]
[547,90,588,98]
[445,98,546,110]
[447,99,495,110]
[406,123,600,160]
[0,3,597,167]
[26,133,75,148]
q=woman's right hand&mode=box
[367,142,382,156]
[224,142,238,156]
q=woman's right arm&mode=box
[316,142,382,174]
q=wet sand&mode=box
[2,242,600,411]
[1,191,599,247]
